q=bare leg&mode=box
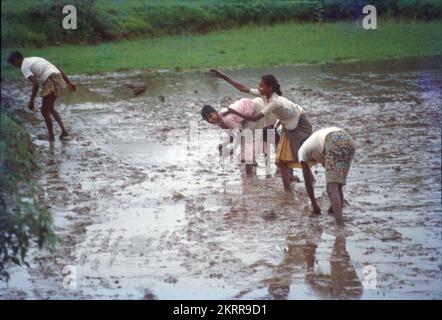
[329,184,345,214]
[46,94,69,138]
[279,165,292,192]
[41,99,55,142]
[327,182,344,226]
[288,168,300,182]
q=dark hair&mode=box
[261,74,282,96]
[201,104,216,119]
[7,51,23,64]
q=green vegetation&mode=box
[2,0,441,48]
[0,111,57,281]
[2,20,442,79]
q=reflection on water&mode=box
[306,233,363,299]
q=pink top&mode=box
[220,98,255,130]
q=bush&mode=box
[0,111,56,282]
[1,0,442,48]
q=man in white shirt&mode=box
[298,127,356,227]
[7,51,76,142]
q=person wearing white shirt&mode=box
[298,127,356,227]
[7,51,76,142]
[209,69,313,192]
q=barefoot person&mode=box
[201,97,277,174]
[209,69,313,191]
[297,127,356,226]
[7,51,76,142]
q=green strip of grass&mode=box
[2,0,442,48]
[2,21,442,79]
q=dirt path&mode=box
[1,56,441,299]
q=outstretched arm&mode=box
[55,64,76,92]
[226,107,264,122]
[301,161,321,215]
[209,69,251,93]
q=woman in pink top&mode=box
[201,98,275,174]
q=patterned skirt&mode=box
[324,130,356,185]
[275,114,312,168]
[41,73,63,97]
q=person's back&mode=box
[21,57,60,83]
[269,94,304,124]
[298,127,342,165]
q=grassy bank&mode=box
[2,20,442,79]
[0,111,56,281]
[2,0,442,48]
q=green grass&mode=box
[2,0,442,48]
[2,20,441,79]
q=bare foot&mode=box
[335,216,345,227]
[59,132,70,140]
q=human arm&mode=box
[209,69,251,94]
[55,64,76,91]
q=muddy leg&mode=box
[46,94,69,138]
[41,98,55,142]
[339,184,345,204]
[327,182,344,226]
[279,165,292,192]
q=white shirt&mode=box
[21,57,60,82]
[298,127,342,165]
[249,88,304,130]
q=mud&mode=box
[1,56,441,299]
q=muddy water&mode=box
[1,56,441,299]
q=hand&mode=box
[209,69,227,79]
[28,100,34,111]
[67,82,76,92]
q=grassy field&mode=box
[2,0,441,48]
[2,20,442,79]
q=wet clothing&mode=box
[298,127,356,185]
[21,57,60,82]
[275,113,313,168]
[41,73,64,97]
[324,130,356,185]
